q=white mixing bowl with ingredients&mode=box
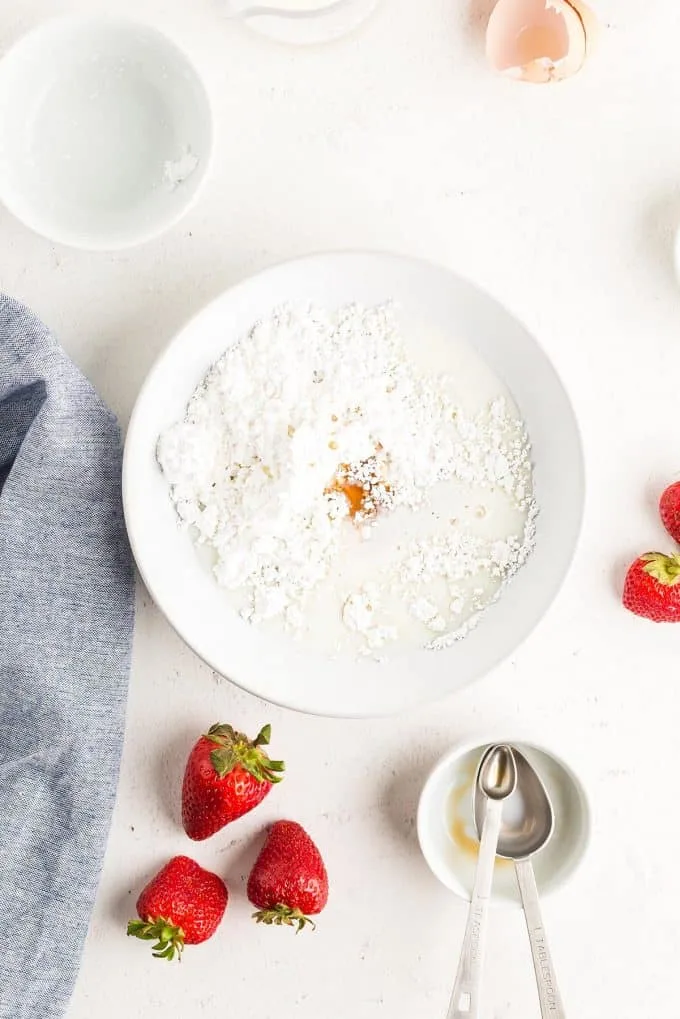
[123,252,584,717]
[0,16,212,250]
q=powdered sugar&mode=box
[342,585,398,651]
[157,301,537,658]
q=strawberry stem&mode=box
[642,553,680,585]
[205,723,285,784]
[252,904,316,933]
[127,918,185,961]
[255,724,271,746]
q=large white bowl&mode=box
[123,252,584,717]
[0,16,212,250]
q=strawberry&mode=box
[127,856,228,960]
[660,482,680,545]
[247,820,329,932]
[622,553,680,621]
[182,723,284,841]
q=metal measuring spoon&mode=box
[448,745,517,1019]
[473,747,565,1019]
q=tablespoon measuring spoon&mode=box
[448,744,517,1019]
[473,747,564,1019]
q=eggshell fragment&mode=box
[486,0,590,83]
[565,0,599,51]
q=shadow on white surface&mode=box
[154,724,196,830]
[640,190,680,299]
[107,857,157,929]
[464,0,496,54]
[379,733,468,862]
[218,823,270,899]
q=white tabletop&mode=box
[1,0,677,1015]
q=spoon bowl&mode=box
[478,743,518,801]
[474,746,555,859]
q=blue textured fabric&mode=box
[0,296,134,1019]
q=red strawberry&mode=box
[127,856,228,960]
[622,553,680,621]
[182,723,284,841]
[660,482,680,544]
[247,820,329,932]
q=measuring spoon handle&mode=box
[447,798,502,1019]
[515,858,566,1019]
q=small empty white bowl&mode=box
[0,16,213,250]
[417,737,590,906]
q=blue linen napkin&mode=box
[0,296,134,1019]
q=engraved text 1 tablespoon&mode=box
[447,744,517,1019]
[474,746,565,1019]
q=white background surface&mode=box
[0,0,678,1016]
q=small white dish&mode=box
[224,0,379,45]
[0,16,212,250]
[123,252,584,718]
[417,738,590,906]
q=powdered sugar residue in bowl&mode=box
[156,302,537,659]
[163,146,199,190]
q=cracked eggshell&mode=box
[486,0,589,83]
[565,0,599,52]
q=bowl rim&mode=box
[0,13,214,251]
[416,733,592,908]
[230,0,380,46]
